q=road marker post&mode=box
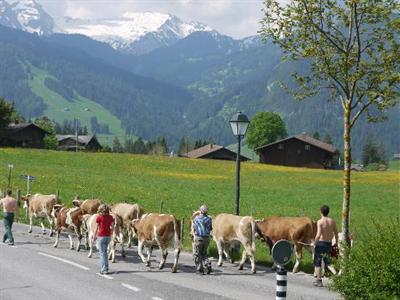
[271,240,293,300]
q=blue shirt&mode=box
[193,214,212,237]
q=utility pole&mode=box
[75,118,78,152]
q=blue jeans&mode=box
[97,236,110,273]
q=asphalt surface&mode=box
[0,221,340,300]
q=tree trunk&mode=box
[342,104,352,248]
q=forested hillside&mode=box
[0,25,398,157]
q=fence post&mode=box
[159,200,164,214]
[56,190,60,203]
[276,267,287,300]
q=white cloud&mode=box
[38,0,266,38]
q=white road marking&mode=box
[38,252,90,270]
[121,283,141,292]
[151,297,164,300]
[96,273,113,280]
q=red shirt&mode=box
[96,214,113,237]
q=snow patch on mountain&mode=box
[0,0,53,35]
[55,12,213,54]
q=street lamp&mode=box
[229,111,250,216]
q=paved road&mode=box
[0,222,340,300]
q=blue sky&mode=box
[38,0,267,38]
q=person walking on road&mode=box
[313,205,338,287]
[0,189,18,246]
[96,204,114,275]
[192,204,212,275]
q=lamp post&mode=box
[229,111,250,216]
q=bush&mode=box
[331,219,400,299]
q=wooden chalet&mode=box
[185,144,250,161]
[2,123,48,148]
[56,135,102,151]
[256,134,337,169]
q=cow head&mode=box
[21,194,32,208]
[72,197,82,207]
[52,204,64,219]
[130,219,141,234]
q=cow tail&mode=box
[251,220,256,252]
[173,218,182,250]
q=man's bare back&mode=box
[316,217,338,243]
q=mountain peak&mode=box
[55,12,213,55]
[0,0,53,35]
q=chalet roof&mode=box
[56,135,96,145]
[7,123,49,134]
[186,144,224,158]
[185,144,250,160]
[256,134,337,153]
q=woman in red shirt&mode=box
[96,204,114,274]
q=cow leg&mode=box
[159,248,167,270]
[137,240,149,266]
[216,240,224,267]
[120,232,126,258]
[147,246,153,262]
[47,216,54,237]
[76,230,82,252]
[293,244,302,273]
[88,232,94,258]
[53,230,60,248]
[171,247,180,273]
[127,225,132,248]
[238,247,248,270]
[108,238,116,263]
[40,218,46,234]
[223,243,233,263]
[68,234,74,250]
[28,215,33,233]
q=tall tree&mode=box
[312,131,320,140]
[260,0,399,245]
[112,137,123,153]
[246,111,287,150]
[323,134,333,145]
[361,135,386,166]
[133,137,147,154]
[0,97,15,139]
[34,116,58,150]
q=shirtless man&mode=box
[0,189,18,246]
[313,205,338,287]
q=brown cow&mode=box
[255,217,316,273]
[21,194,58,236]
[131,213,182,273]
[212,213,256,273]
[111,203,144,248]
[52,205,84,251]
[72,197,102,215]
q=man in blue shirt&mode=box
[192,204,212,275]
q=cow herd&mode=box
[20,193,327,275]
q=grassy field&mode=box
[1,148,399,269]
[27,64,126,143]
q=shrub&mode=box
[331,219,400,299]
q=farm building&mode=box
[256,133,337,169]
[56,135,102,151]
[1,123,48,148]
[185,144,250,161]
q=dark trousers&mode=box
[193,236,211,272]
[3,212,14,243]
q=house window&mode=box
[305,144,311,150]
[278,143,284,150]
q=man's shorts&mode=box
[314,241,332,267]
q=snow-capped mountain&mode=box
[55,12,213,55]
[0,0,53,35]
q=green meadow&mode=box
[1,148,399,269]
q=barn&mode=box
[256,134,337,169]
[185,144,250,161]
[56,135,102,151]
[2,123,49,148]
